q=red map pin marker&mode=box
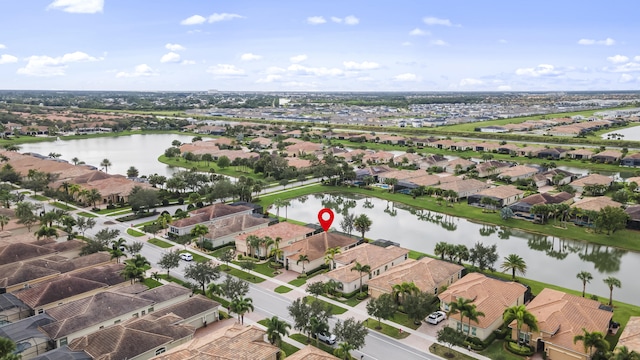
[318,208,334,232]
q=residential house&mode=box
[450,141,475,151]
[444,158,476,174]
[202,214,271,249]
[625,206,640,230]
[430,139,455,149]
[0,293,30,323]
[68,312,196,360]
[569,174,613,193]
[497,165,539,181]
[476,161,512,178]
[248,137,273,149]
[324,243,409,294]
[516,146,544,157]
[354,165,392,182]
[435,179,491,199]
[362,151,395,164]
[286,345,340,360]
[286,158,313,170]
[235,222,315,257]
[592,149,623,163]
[438,273,528,341]
[517,288,612,360]
[617,316,640,354]
[622,153,640,167]
[627,176,640,188]
[377,170,422,185]
[571,197,622,213]
[497,144,520,155]
[467,185,524,207]
[393,153,423,166]
[0,313,55,359]
[509,192,574,214]
[281,232,359,274]
[151,324,281,360]
[31,346,91,360]
[568,148,594,160]
[537,147,569,160]
[168,203,256,236]
[339,149,373,163]
[416,154,448,170]
[367,257,464,299]
[377,135,406,145]
[474,142,500,152]
[533,169,576,188]
[285,142,323,157]
[403,174,446,189]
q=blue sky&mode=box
[0,0,638,92]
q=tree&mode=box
[94,228,120,246]
[0,337,20,360]
[184,262,221,294]
[128,187,159,212]
[158,250,181,276]
[239,260,256,277]
[437,327,465,357]
[265,316,291,347]
[603,276,622,306]
[307,281,326,298]
[333,317,368,353]
[0,214,9,231]
[128,241,144,255]
[309,316,329,347]
[109,238,128,263]
[503,305,539,345]
[86,189,102,208]
[190,224,209,250]
[611,346,640,360]
[469,242,499,271]
[75,216,96,238]
[273,198,286,219]
[100,158,112,173]
[366,293,397,329]
[297,254,310,274]
[35,225,58,240]
[230,296,254,324]
[246,235,262,258]
[447,297,473,333]
[218,247,235,270]
[576,271,593,298]
[334,342,355,360]
[595,206,630,235]
[288,297,333,341]
[126,166,139,178]
[351,262,371,296]
[340,213,355,235]
[404,291,437,325]
[391,281,420,305]
[217,155,231,169]
[354,214,372,240]
[220,275,250,301]
[501,253,527,280]
[121,256,149,284]
[464,305,485,339]
[324,246,342,269]
[573,328,610,358]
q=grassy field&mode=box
[275,285,294,293]
[127,228,145,237]
[365,318,410,339]
[232,260,278,277]
[480,340,526,360]
[158,155,267,181]
[50,201,75,210]
[226,268,266,283]
[31,194,48,201]
[148,238,173,248]
[76,211,97,217]
[142,277,163,289]
[429,343,477,360]
[288,278,306,287]
[305,296,347,315]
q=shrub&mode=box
[161,199,169,206]
[177,197,184,205]
[187,204,195,210]
[494,326,510,340]
[505,340,534,356]
[106,204,116,210]
[196,201,204,208]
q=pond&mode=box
[601,124,640,141]
[284,193,640,305]
[19,134,195,177]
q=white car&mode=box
[316,332,337,345]
[180,253,193,261]
[426,311,447,325]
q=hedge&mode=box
[505,340,535,356]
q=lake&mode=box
[601,124,640,142]
[284,193,640,305]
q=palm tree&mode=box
[354,213,372,240]
[190,224,209,250]
[501,254,527,280]
[573,328,610,358]
[447,297,474,333]
[206,282,222,298]
[230,296,254,324]
[100,158,112,173]
[465,305,485,339]
[110,238,128,264]
[434,241,448,260]
[611,346,640,360]
[0,336,19,360]
[350,262,371,296]
[0,215,8,231]
[503,305,538,345]
[334,342,355,360]
[265,316,291,347]
[35,226,58,240]
[392,281,420,305]
[87,189,102,208]
[603,276,622,306]
[297,254,310,274]
[71,157,80,165]
[576,271,593,298]
[246,235,262,258]
[309,316,329,346]
[324,246,342,269]
[273,198,286,219]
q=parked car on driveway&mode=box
[180,253,193,261]
[426,311,447,325]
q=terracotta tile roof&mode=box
[138,282,191,303]
[570,174,613,187]
[205,214,270,239]
[593,149,623,158]
[0,242,56,265]
[378,170,423,181]
[476,185,524,199]
[438,273,527,329]
[498,165,538,178]
[626,176,640,184]
[0,261,60,289]
[618,316,640,353]
[235,222,313,242]
[435,179,490,195]
[518,192,573,205]
[282,232,358,262]
[571,196,622,212]
[524,288,612,355]
[286,141,324,153]
[367,257,463,295]
[287,158,313,169]
[150,294,219,320]
[286,345,340,360]
[327,244,409,283]
[171,203,253,228]
[151,324,280,360]
[446,158,476,168]
[568,148,594,156]
[405,174,443,187]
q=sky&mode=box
[0,0,639,92]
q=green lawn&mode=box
[288,278,306,287]
[388,311,421,330]
[148,238,174,248]
[211,245,235,258]
[158,155,266,181]
[76,211,97,217]
[275,285,294,293]
[281,342,300,356]
[127,228,145,237]
[232,260,278,277]
[51,201,75,210]
[227,268,266,283]
[305,296,347,315]
[429,343,476,360]
[365,318,409,339]
[142,277,163,289]
[480,340,526,360]
[95,206,131,215]
[30,194,48,201]
[182,250,210,263]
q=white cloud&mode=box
[635,56,640,62]
[0,54,18,64]
[181,15,206,25]
[240,53,262,61]
[431,39,448,46]
[266,66,286,74]
[401,41,412,46]
[423,16,458,26]
[459,78,483,86]
[331,16,342,23]
[607,55,629,63]
[498,39,508,44]
[287,64,343,77]
[116,64,155,78]
[290,54,308,63]
[393,73,418,82]
[47,0,103,14]
[409,28,429,36]
[209,13,244,23]
[344,15,359,25]
[357,76,374,81]
[604,62,640,73]
[17,51,100,76]
[160,52,181,63]
[515,64,562,77]
[165,43,185,52]
[578,37,615,46]
[0,44,6,49]
[497,85,512,91]
[181,60,196,65]
[307,16,326,25]
[207,64,245,76]
[343,61,380,70]
[619,74,635,83]
[256,74,282,83]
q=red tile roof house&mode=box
[438,273,528,341]
[168,203,255,236]
[569,174,613,193]
[285,141,324,157]
[497,165,539,181]
[515,288,613,360]
[323,243,409,295]
[202,214,271,249]
[568,148,594,160]
[235,222,315,258]
[435,179,491,199]
[445,158,476,174]
[281,232,359,274]
[592,149,623,164]
[475,161,512,178]
[467,185,525,208]
[617,316,640,355]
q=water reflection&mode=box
[285,193,640,304]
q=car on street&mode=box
[180,253,193,261]
[315,331,337,345]
[426,311,447,325]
